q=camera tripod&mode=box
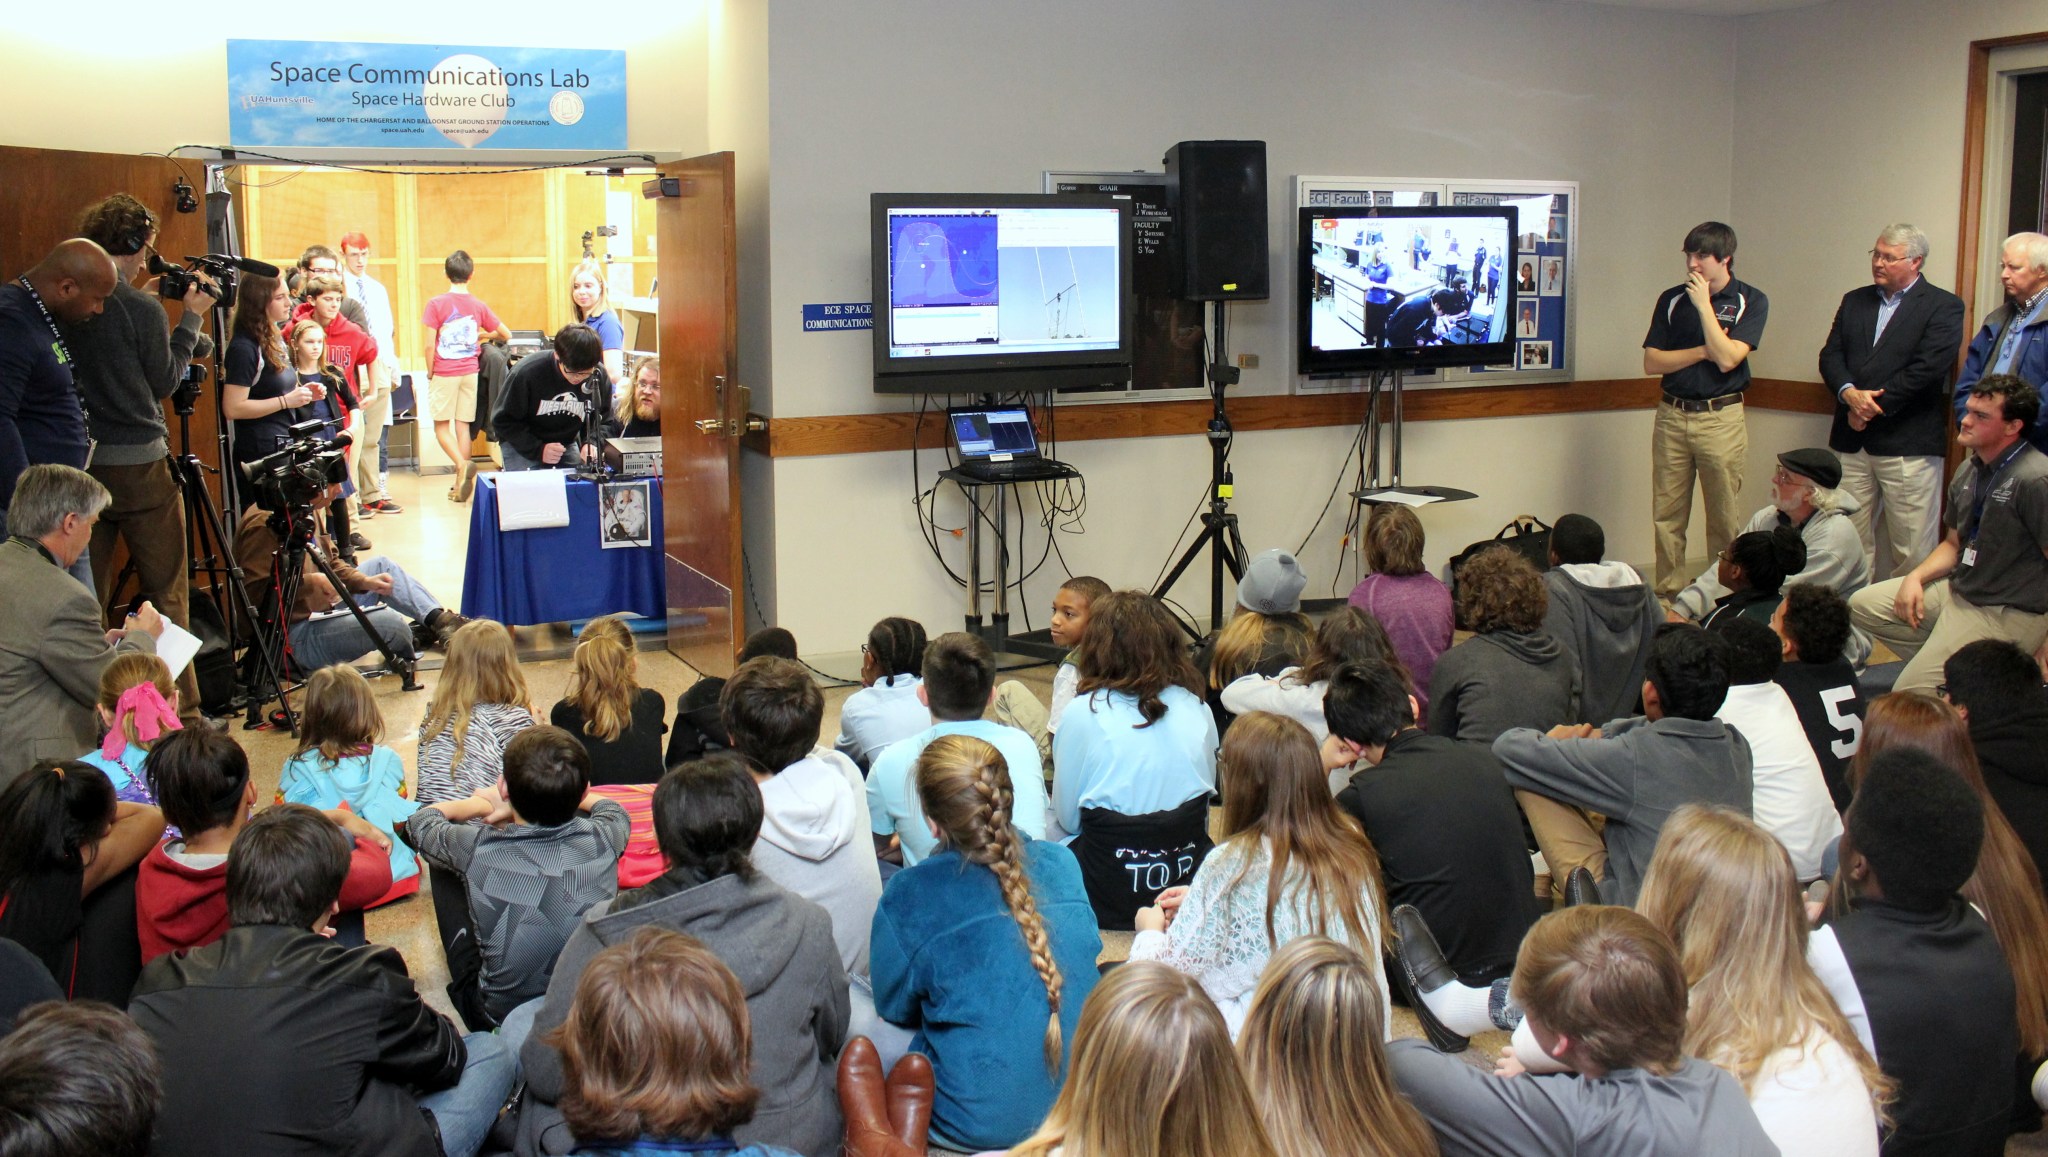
[248,502,421,722]
[1151,300,1249,637]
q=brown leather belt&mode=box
[1662,392,1743,413]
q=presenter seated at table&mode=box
[234,486,468,672]
[615,354,660,439]
[492,324,613,471]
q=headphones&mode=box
[107,220,152,258]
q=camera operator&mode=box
[61,196,215,687]
[222,273,319,469]
[233,479,468,675]
[492,324,611,470]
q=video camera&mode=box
[239,420,352,513]
[147,253,281,311]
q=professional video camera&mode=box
[147,252,281,310]
[239,420,352,513]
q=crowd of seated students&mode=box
[8,475,2048,1157]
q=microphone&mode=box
[186,254,283,278]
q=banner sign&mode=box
[801,302,873,332]
[227,40,626,151]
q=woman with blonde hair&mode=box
[1219,606,1408,744]
[1009,961,1278,1157]
[569,258,627,383]
[417,618,536,805]
[1240,936,1436,1157]
[1129,711,1389,1037]
[551,616,667,785]
[870,734,1099,1152]
[1637,804,1887,1156]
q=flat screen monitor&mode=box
[872,193,1134,394]
[1296,205,1517,376]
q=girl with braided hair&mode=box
[834,616,930,771]
[869,734,1102,1152]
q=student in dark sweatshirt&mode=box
[491,323,612,471]
[1943,639,2048,887]
[1540,514,1660,725]
[1431,546,1581,744]
[667,627,800,767]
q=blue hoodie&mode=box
[279,745,421,885]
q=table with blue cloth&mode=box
[462,475,666,626]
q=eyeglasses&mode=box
[1869,250,1917,266]
[1934,683,1949,698]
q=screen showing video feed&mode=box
[1297,206,1517,375]
[883,205,1123,360]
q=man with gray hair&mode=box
[1955,231,2048,452]
[1820,223,1966,577]
[1669,447,1872,664]
[0,463,163,790]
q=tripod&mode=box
[1152,301,1248,636]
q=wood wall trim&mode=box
[750,377,1835,458]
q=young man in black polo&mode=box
[1643,221,1770,599]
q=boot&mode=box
[884,1049,934,1150]
[838,1037,920,1157]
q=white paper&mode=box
[1366,489,1446,507]
[495,470,572,531]
[153,621,202,678]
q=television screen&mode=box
[1296,205,1517,376]
[873,193,1134,394]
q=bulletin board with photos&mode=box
[1293,176,1578,391]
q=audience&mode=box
[0,940,60,1032]
[668,626,798,766]
[1699,525,1809,630]
[404,725,629,1034]
[1202,549,1312,731]
[1772,583,1866,809]
[1327,663,1536,1005]
[0,1000,160,1157]
[1810,748,2016,1156]
[551,616,668,785]
[1239,936,1439,1157]
[1390,905,1778,1155]
[723,656,883,977]
[1053,590,1219,929]
[132,804,515,1157]
[870,734,1100,1151]
[136,728,391,963]
[1429,546,1581,744]
[418,617,538,804]
[1345,503,1454,722]
[1708,617,1843,881]
[1637,805,1887,1156]
[76,652,181,815]
[1542,512,1660,725]
[521,754,848,1157]
[835,617,930,771]
[992,575,1110,765]
[1496,623,1753,905]
[277,662,421,902]
[546,927,803,1157]
[1219,605,1407,749]
[1942,638,2048,884]
[865,632,1047,868]
[0,761,161,1003]
[1009,961,1280,1157]
[1130,711,1389,1038]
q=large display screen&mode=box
[873,193,1133,394]
[1297,205,1517,376]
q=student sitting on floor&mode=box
[1345,503,1454,725]
[668,626,799,766]
[1707,617,1842,881]
[992,574,1109,766]
[136,728,392,963]
[1219,606,1407,747]
[1770,583,1865,811]
[551,616,668,786]
[1541,513,1661,726]
[1052,590,1219,930]
[835,617,930,772]
[403,725,629,1035]
[1700,525,1808,631]
[75,653,182,820]
[277,663,421,905]
[1199,550,1312,735]
[1430,546,1581,745]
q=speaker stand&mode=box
[1152,301,1249,636]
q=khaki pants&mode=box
[1836,450,1943,579]
[992,679,1055,774]
[87,457,200,714]
[1516,789,1607,899]
[1651,400,1747,597]
[354,381,392,501]
[1849,578,2048,693]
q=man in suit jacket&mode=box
[0,464,161,790]
[1820,223,1966,578]
[1953,231,2048,453]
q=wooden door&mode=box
[656,152,746,676]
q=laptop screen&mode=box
[949,407,1040,460]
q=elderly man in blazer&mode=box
[1820,223,1967,578]
[0,464,161,790]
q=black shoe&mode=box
[349,531,373,553]
[1563,867,1603,908]
[428,609,471,649]
[1392,904,1469,1053]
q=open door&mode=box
[656,152,748,677]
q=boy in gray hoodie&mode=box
[1541,514,1662,725]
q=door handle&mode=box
[695,418,725,434]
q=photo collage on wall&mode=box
[1456,189,1571,376]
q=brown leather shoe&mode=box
[884,1049,934,1149]
[839,1037,921,1157]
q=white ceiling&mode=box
[1536,0,1832,15]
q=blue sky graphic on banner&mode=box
[227,40,626,150]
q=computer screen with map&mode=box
[872,193,1134,394]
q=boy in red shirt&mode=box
[421,250,511,502]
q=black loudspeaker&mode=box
[1164,140,1269,301]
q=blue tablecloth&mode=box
[462,475,666,626]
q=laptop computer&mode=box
[946,405,1077,483]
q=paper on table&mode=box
[1367,489,1446,507]
[496,470,572,531]
[153,621,202,678]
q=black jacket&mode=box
[130,924,466,1157]
[492,352,614,462]
[1820,278,1967,458]
[1968,699,2048,891]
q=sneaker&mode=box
[365,498,404,515]
[354,503,376,521]
[349,531,373,553]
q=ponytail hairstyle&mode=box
[567,616,640,743]
[1209,610,1312,692]
[916,734,1064,1074]
[232,272,288,370]
[422,619,529,769]
[1295,606,1407,689]
[864,617,927,687]
[292,664,386,765]
[1074,591,1204,726]
[98,653,177,752]
[0,762,117,903]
